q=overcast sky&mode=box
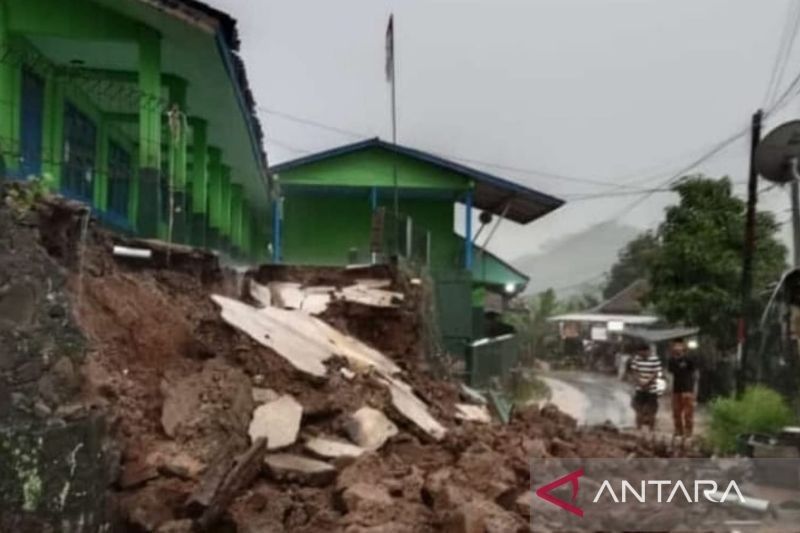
[211,0,800,259]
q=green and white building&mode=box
[0,0,269,260]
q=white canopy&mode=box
[547,313,659,325]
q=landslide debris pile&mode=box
[4,190,694,532]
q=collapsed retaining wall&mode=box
[0,187,111,532]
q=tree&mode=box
[649,176,787,351]
[506,288,561,361]
[603,232,660,299]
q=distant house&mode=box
[0,0,269,261]
[270,138,564,386]
[548,279,699,363]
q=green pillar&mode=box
[230,184,243,257]
[189,117,208,247]
[166,79,188,243]
[219,166,232,253]
[136,32,162,237]
[243,207,253,261]
[93,117,109,212]
[0,3,16,178]
[206,147,222,248]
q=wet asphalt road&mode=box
[540,370,636,428]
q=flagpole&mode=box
[389,14,399,220]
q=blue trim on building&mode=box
[213,33,268,185]
[269,138,565,222]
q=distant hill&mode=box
[512,221,641,297]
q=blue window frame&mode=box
[62,102,96,202]
[107,140,131,220]
[19,68,44,179]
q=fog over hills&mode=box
[512,222,641,296]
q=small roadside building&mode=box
[270,138,564,385]
[0,0,269,261]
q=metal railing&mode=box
[465,333,520,389]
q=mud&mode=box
[1,187,703,532]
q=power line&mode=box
[764,0,800,107]
[259,106,367,139]
[607,123,752,219]
[259,106,747,193]
[265,137,313,155]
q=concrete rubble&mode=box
[454,403,492,423]
[0,190,713,531]
[304,436,366,459]
[248,394,303,449]
[263,453,337,485]
[345,406,400,450]
[264,278,404,315]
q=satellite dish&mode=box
[755,120,800,183]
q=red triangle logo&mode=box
[535,467,584,517]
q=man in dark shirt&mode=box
[667,338,696,437]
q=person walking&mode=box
[627,340,662,431]
[667,338,696,438]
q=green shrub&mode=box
[709,385,795,454]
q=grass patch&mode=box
[709,385,795,454]
[511,372,551,406]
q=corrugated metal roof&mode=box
[622,326,700,343]
[547,313,659,325]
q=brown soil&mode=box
[15,193,703,532]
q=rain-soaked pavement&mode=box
[540,370,635,428]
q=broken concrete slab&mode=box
[381,377,447,441]
[314,317,400,375]
[268,281,305,309]
[304,436,366,460]
[298,285,336,314]
[338,283,403,308]
[212,295,330,377]
[263,453,336,485]
[455,404,492,424]
[251,387,279,404]
[213,294,400,377]
[345,406,399,450]
[248,394,303,449]
[248,280,272,308]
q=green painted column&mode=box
[243,208,253,261]
[0,2,15,178]
[230,184,243,257]
[189,117,208,247]
[219,166,232,253]
[206,147,222,248]
[93,117,109,212]
[166,79,188,243]
[136,32,162,237]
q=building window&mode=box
[107,140,132,220]
[19,68,44,179]
[62,102,96,202]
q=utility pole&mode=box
[792,174,800,267]
[737,109,762,398]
